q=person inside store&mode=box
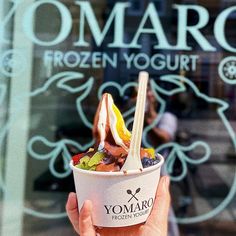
[125,82,179,236]
[66,176,170,236]
[143,84,179,236]
[144,84,177,149]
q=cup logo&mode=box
[103,187,154,223]
[127,188,141,202]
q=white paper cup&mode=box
[70,154,164,227]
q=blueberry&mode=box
[142,157,160,168]
[142,157,153,168]
[152,158,160,165]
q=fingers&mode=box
[66,193,96,236]
[79,200,96,236]
[66,192,80,234]
[147,176,171,229]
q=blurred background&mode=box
[0,0,236,235]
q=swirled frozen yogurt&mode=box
[72,93,160,171]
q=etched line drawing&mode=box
[0,73,235,222]
[218,56,236,84]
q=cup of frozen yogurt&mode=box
[70,93,164,227]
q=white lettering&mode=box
[130,3,172,49]
[23,0,72,46]
[214,6,236,52]
[74,1,130,47]
[174,4,215,51]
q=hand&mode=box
[66,176,170,236]
[145,104,157,123]
[145,116,155,126]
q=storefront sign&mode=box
[1,1,236,80]
[19,1,235,51]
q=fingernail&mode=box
[69,192,74,198]
[85,200,93,212]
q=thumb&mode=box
[79,200,96,236]
[146,176,170,232]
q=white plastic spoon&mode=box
[121,71,149,171]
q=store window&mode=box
[0,0,236,235]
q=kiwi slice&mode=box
[88,152,105,167]
[76,156,90,170]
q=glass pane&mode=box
[0,0,236,235]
